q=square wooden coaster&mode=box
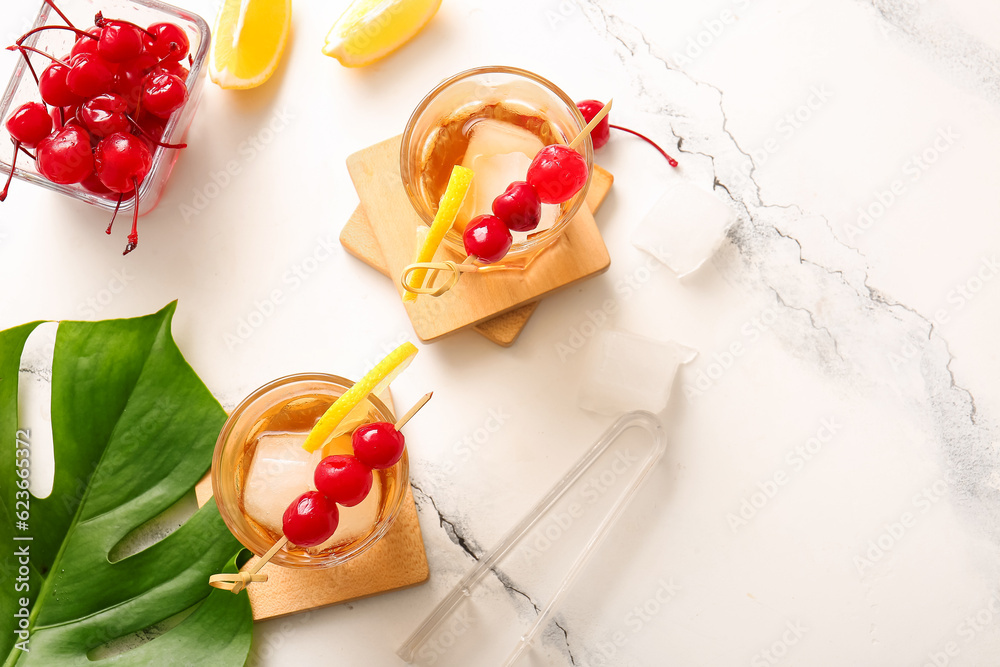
[346,136,613,343]
[196,393,429,621]
[340,163,613,347]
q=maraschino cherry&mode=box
[79,93,130,137]
[492,181,541,233]
[2,102,52,200]
[577,99,678,167]
[352,422,407,469]
[526,144,589,204]
[141,72,187,118]
[463,214,513,264]
[94,132,152,254]
[314,455,374,507]
[282,491,340,547]
[36,125,93,185]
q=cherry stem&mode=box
[8,45,71,68]
[95,12,155,39]
[16,145,36,160]
[1,140,19,202]
[16,25,95,46]
[124,177,139,255]
[107,193,122,234]
[17,48,40,86]
[43,0,76,29]
[609,124,679,168]
[125,114,187,149]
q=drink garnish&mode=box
[301,342,418,453]
[209,0,290,89]
[402,164,474,302]
[323,0,441,68]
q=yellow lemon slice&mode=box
[323,0,441,67]
[402,164,473,302]
[302,342,418,453]
[209,0,291,89]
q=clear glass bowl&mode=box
[0,0,210,215]
[400,66,593,262]
[212,374,410,570]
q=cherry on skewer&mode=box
[577,98,679,168]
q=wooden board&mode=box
[346,136,613,343]
[340,163,614,347]
[196,392,429,621]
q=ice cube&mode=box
[459,152,532,228]
[632,182,737,277]
[578,329,697,416]
[458,120,544,229]
[243,433,321,534]
[463,119,544,164]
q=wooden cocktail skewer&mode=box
[569,99,612,150]
[208,392,433,594]
[400,103,612,298]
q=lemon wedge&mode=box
[209,0,291,89]
[402,164,473,302]
[302,342,418,453]
[323,0,441,68]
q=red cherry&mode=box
[114,52,159,110]
[66,52,116,98]
[463,214,512,263]
[94,132,152,193]
[79,93,130,137]
[492,181,542,233]
[39,62,84,107]
[151,61,189,81]
[6,102,53,147]
[98,20,144,63]
[281,491,340,547]
[80,170,112,195]
[352,422,406,470]
[70,27,102,58]
[36,126,94,184]
[576,99,611,150]
[526,144,589,205]
[141,72,187,119]
[144,22,189,62]
[314,455,374,507]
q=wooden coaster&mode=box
[341,164,613,347]
[345,136,613,343]
[196,393,429,621]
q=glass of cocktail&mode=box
[400,66,595,270]
[212,373,409,569]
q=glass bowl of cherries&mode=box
[0,0,209,254]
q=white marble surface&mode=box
[4,0,1000,664]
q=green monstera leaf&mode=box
[0,303,252,666]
